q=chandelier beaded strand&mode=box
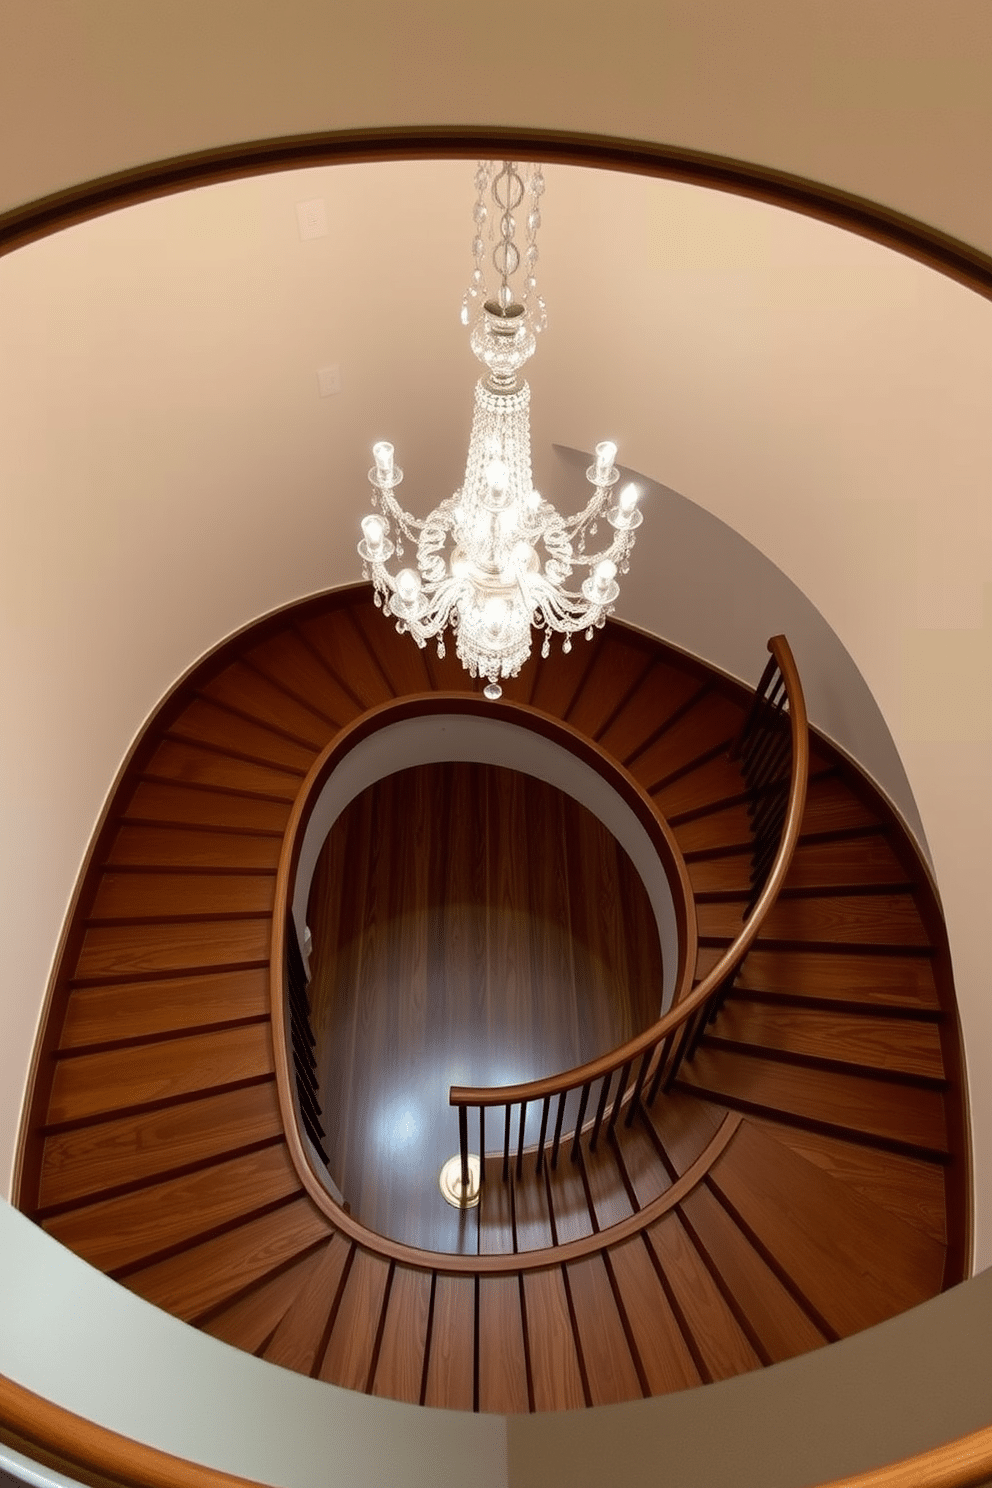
[358,160,643,701]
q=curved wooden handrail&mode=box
[449,635,808,1146]
[268,689,699,1271]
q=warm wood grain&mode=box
[124,782,290,835]
[520,1267,587,1411]
[60,968,271,1048]
[74,918,270,982]
[242,630,362,730]
[263,1233,353,1374]
[38,1081,284,1209]
[707,1119,946,1334]
[679,1046,949,1154]
[296,609,396,712]
[105,824,283,872]
[565,635,655,741]
[564,1253,642,1405]
[678,1179,828,1362]
[123,1195,331,1321]
[631,692,746,790]
[478,1274,530,1413]
[308,759,663,1249]
[423,1274,476,1411]
[318,1248,392,1390]
[89,871,275,922]
[48,1023,274,1124]
[370,1265,433,1404]
[746,1116,947,1243]
[143,739,303,800]
[652,749,748,821]
[696,891,931,948]
[512,1167,555,1253]
[346,600,437,700]
[42,1143,301,1273]
[200,1245,326,1353]
[645,1210,762,1381]
[167,695,317,772]
[718,946,941,1010]
[597,663,702,763]
[581,1140,634,1231]
[200,663,334,750]
[708,999,945,1081]
[606,1234,701,1393]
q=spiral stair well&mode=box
[10,582,968,1419]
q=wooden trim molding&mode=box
[2,127,992,302]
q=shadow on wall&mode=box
[553,446,929,864]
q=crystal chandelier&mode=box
[358,161,643,700]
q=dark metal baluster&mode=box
[608,1059,632,1137]
[459,1104,469,1191]
[551,1091,568,1169]
[589,1071,612,1151]
[570,1081,591,1162]
[479,1106,486,1185]
[503,1104,512,1183]
[516,1099,528,1180]
[536,1095,551,1175]
[625,1047,653,1127]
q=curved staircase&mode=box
[16,584,968,1413]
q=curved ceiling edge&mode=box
[2,127,992,302]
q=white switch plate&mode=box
[296,198,328,241]
[317,364,341,397]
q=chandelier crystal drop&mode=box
[358,160,644,700]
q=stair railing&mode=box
[284,912,331,1166]
[449,634,808,1194]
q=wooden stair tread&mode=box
[48,1022,274,1124]
[242,630,363,729]
[200,661,334,750]
[478,1273,530,1413]
[696,945,941,1010]
[521,1266,587,1411]
[42,1142,301,1273]
[201,1244,327,1354]
[678,1045,949,1154]
[652,750,747,821]
[708,999,945,1081]
[629,691,746,790]
[105,824,283,872]
[370,1264,433,1404]
[644,1210,763,1382]
[697,891,930,949]
[89,870,275,922]
[263,1232,354,1374]
[565,1253,643,1406]
[74,917,271,982]
[296,608,397,712]
[707,1119,947,1334]
[38,1080,284,1209]
[423,1273,476,1412]
[167,696,318,773]
[121,1194,331,1321]
[346,601,436,699]
[124,780,290,835]
[686,831,908,895]
[144,738,303,800]
[606,1235,702,1393]
[744,1115,947,1244]
[678,1180,828,1363]
[60,967,270,1048]
[565,635,655,740]
[596,662,702,763]
[318,1247,392,1390]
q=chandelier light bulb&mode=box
[592,559,617,599]
[356,160,646,692]
[395,568,422,605]
[372,442,394,480]
[361,514,385,554]
[594,441,618,481]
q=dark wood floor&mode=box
[306,761,664,1251]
